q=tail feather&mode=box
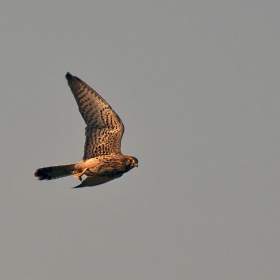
[34,163,76,181]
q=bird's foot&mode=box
[72,168,88,181]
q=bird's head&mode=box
[125,156,138,169]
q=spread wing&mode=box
[65,72,124,160]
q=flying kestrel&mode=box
[34,73,138,188]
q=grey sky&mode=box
[1,1,280,279]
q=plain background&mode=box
[1,1,280,279]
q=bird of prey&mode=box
[34,73,138,188]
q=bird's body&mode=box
[34,73,138,188]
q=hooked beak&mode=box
[132,160,138,167]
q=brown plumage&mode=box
[34,73,138,188]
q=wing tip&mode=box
[65,72,82,83]
[65,72,73,81]
[72,184,84,189]
[34,168,52,181]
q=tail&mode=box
[34,163,76,181]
